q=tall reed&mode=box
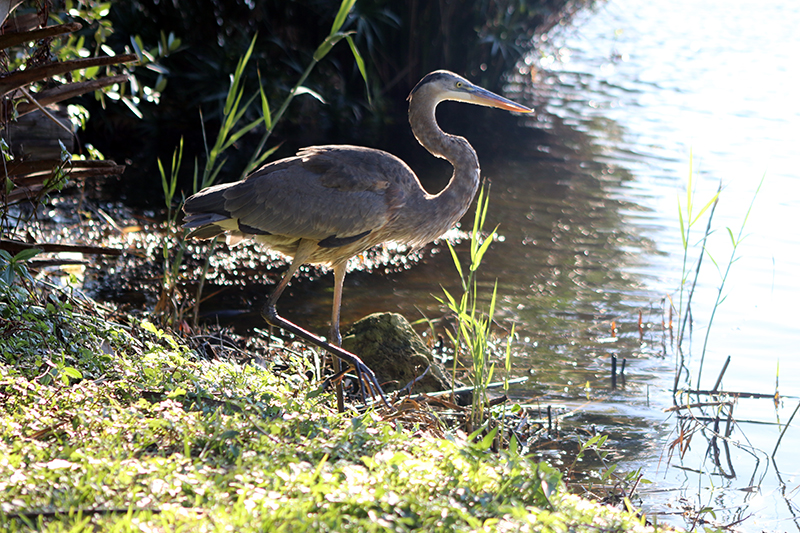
[673,152,765,390]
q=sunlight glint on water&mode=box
[528,0,800,529]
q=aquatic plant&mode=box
[436,183,514,428]
[673,153,765,390]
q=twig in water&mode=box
[711,355,731,393]
[772,401,800,458]
[664,401,734,413]
[724,402,734,438]
[683,389,783,399]
[611,354,617,390]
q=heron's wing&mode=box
[188,145,411,241]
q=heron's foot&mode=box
[260,301,279,323]
[260,303,392,410]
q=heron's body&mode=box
[183,70,531,407]
[183,144,475,264]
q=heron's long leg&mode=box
[265,240,316,308]
[330,262,347,412]
[330,262,346,346]
[260,241,390,410]
[330,261,385,406]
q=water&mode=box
[507,0,800,529]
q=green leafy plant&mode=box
[565,434,610,484]
[437,183,507,427]
[672,153,765,389]
[675,152,720,347]
[693,174,764,388]
[0,248,41,289]
[154,138,187,321]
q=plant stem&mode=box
[695,176,763,389]
[243,60,317,177]
[678,185,720,346]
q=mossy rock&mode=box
[342,312,451,394]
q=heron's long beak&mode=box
[468,86,533,114]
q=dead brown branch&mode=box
[0,21,82,50]
[0,238,124,256]
[0,53,138,96]
[14,75,129,119]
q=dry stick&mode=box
[724,401,734,438]
[710,434,722,472]
[772,401,800,457]
[0,53,138,96]
[14,75,129,118]
[0,0,23,26]
[680,415,777,426]
[684,389,782,399]
[0,238,123,256]
[626,473,643,501]
[18,86,73,136]
[710,432,735,479]
[5,159,124,176]
[722,439,736,479]
[0,21,82,49]
[664,401,733,413]
[711,355,731,393]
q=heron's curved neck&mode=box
[408,94,480,230]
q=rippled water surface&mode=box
[509,0,800,529]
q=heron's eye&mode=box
[456,82,462,88]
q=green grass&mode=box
[0,280,671,532]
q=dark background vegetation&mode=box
[77,0,578,204]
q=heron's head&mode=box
[408,70,532,114]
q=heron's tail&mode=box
[182,183,233,239]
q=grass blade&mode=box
[345,35,371,106]
[257,69,272,131]
[330,0,356,34]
